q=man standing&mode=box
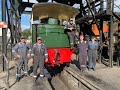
[64,18,76,49]
[88,36,98,71]
[12,36,31,81]
[31,37,48,79]
[77,35,87,72]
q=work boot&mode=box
[40,75,44,80]
[80,67,84,72]
[93,68,96,71]
[33,75,37,78]
[24,72,29,77]
[82,67,86,72]
[88,68,90,71]
[30,73,37,78]
[16,76,20,82]
[16,74,21,82]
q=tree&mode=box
[21,29,31,39]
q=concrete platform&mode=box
[8,76,51,90]
[70,60,120,90]
[0,60,52,90]
[0,72,52,90]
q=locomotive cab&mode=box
[31,3,79,66]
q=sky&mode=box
[0,0,120,31]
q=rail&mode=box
[63,67,102,90]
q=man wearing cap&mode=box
[31,37,48,79]
[64,18,76,49]
[12,36,31,81]
[88,36,98,71]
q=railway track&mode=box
[61,67,102,90]
[46,65,101,90]
[45,65,69,90]
[0,63,101,90]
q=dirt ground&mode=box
[70,61,120,90]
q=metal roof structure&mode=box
[31,3,80,21]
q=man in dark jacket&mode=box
[31,37,48,79]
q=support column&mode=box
[107,0,112,14]
[11,10,14,44]
[79,0,83,17]
[15,14,18,43]
[98,0,104,64]
[100,0,104,11]
[18,17,21,41]
[10,10,14,61]
[109,15,113,67]
[109,0,114,67]
[117,23,120,67]
[33,25,38,44]
[99,19,103,64]
[2,0,7,71]
[15,10,20,43]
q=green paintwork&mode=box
[48,18,58,24]
[32,24,70,48]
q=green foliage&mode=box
[21,29,31,39]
